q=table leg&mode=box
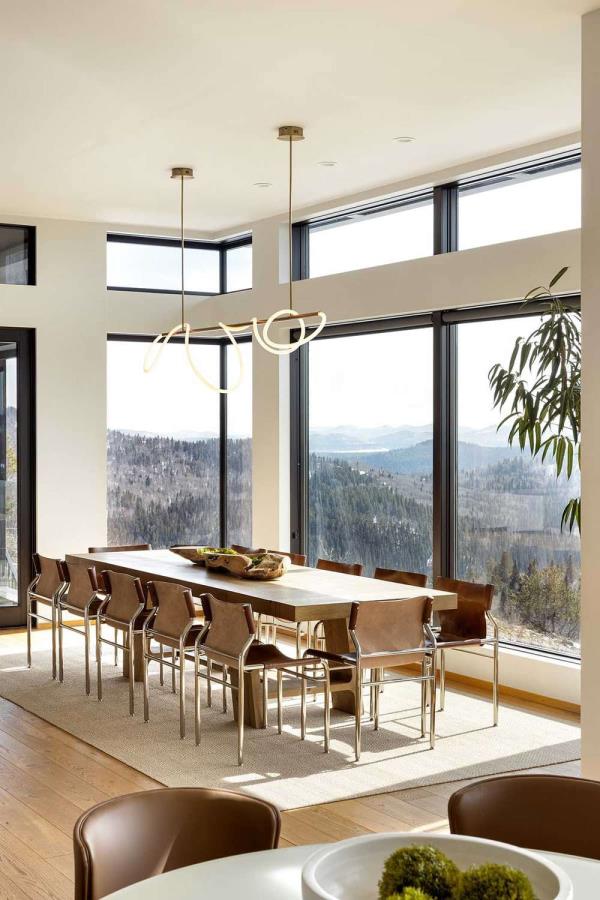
[323,618,359,715]
[229,668,264,728]
[122,632,145,682]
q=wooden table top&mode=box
[66,548,457,623]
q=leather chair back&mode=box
[349,595,432,667]
[88,544,151,553]
[73,786,281,900]
[201,593,255,658]
[433,576,494,641]
[100,570,145,625]
[270,549,307,566]
[32,554,63,599]
[317,558,364,577]
[148,580,196,639]
[374,567,427,588]
[60,561,98,610]
[449,774,600,859]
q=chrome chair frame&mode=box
[26,559,66,679]
[305,621,438,762]
[142,608,202,739]
[57,564,102,695]
[95,584,145,717]
[194,628,324,766]
[436,609,499,726]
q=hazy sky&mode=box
[107,167,579,436]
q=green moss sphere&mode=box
[386,889,434,900]
[378,845,460,899]
[455,863,536,900]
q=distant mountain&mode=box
[310,424,511,453]
[329,439,522,475]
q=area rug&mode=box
[0,639,580,810]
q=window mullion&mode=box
[219,343,228,547]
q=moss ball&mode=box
[386,889,434,900]
[455,863,536,900]
[378,845,460,899]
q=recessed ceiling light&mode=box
[254,181,272,187]
[394,136,416,143]
[318,160,337,167]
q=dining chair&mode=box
[195,593,324,764]
[373,566,427,588]
[73,786,281,900]
[306,596,436,761]
[270,549,308,566]
[316,557,364,577]
[264,549,307,649]
[142,580,205,738]
[433,576,498,724]
[26,553,65,678]
[448,775,600,860]
[57,560,103,694]
[96,570,149,715]
[88,545,151,666]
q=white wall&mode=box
[0,143,583,705]
[581,9,600,775]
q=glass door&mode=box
[0,330,34,628]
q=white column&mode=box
[250,217,291,549]
[581,9,600,778]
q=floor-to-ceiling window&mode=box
[456,315,580,656]
[226,341,252,547]
[307,324,433,573]
[107,336,251,548]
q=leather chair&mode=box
[26,553,65,678]
[95,570,149,716]
[374,566,427,588]
[307,595,436,760]
[270,549,307,566]
[317,557,364,577]
[73,786,281,900]
[88,545,151,665]
[448,774,600,860]
[264,549,307,649]
[195,594,324,764]
[433,576,498,724]
[57,561,103,694]
[142,580,205,738]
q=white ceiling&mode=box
[0,0,592,233]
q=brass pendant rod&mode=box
[185,310,323,337]
[288,134,293,307]
[180,173,185,331]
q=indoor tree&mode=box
[488,267,581,531]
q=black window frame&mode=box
[106,233,252,296]
[290,291,581,661]
[0,224,36,287]
[107,332,252,548]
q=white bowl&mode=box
[301,832,573,900]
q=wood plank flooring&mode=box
[0,628,580,898]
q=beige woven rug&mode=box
[0,636,580,810]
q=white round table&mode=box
[105,843,599,898]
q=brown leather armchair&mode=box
[73,786,281,900]
[27,553,66,679]
[449,774,600,859]
[373,566,427,588]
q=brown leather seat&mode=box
[197,594,323,763]
[73,786,281,900]
[57,561,102,695]
[448,775,600,859]
[27,553,65,678]
[308,595,435,760]
[270,549,307,566]
[96,570,147,715]
[143,580,205,738]
[433,576,498,724]
[374,566,427,588]
[316,557,364,577]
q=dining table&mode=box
[66,548,457,728]
[103,843,598,898]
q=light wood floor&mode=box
[0,628,580,899]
